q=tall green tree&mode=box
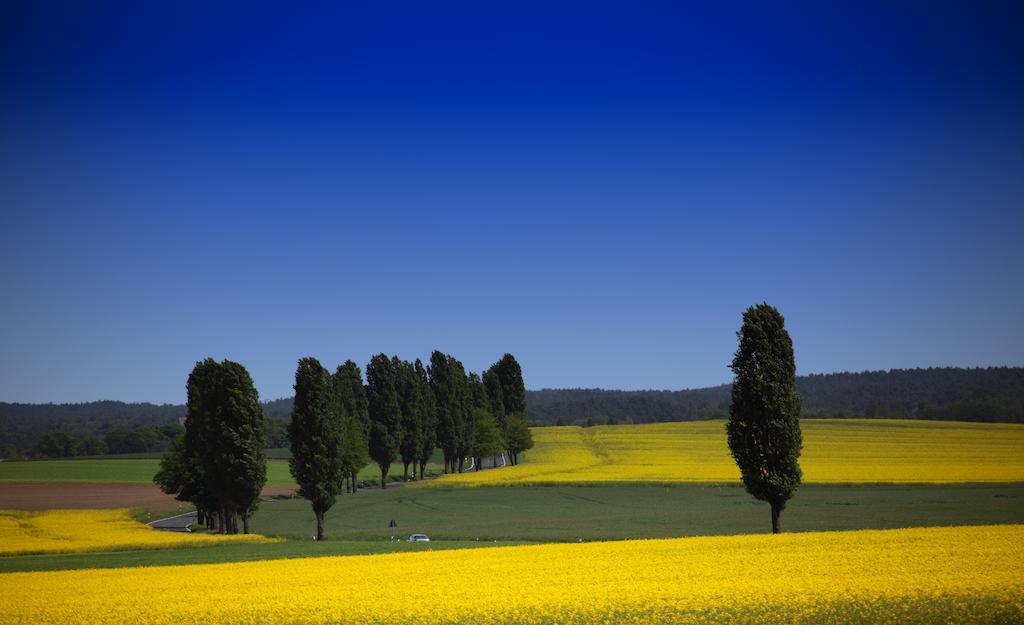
[332,361,370,492]
[366,354,401,488]
[414,359,436,480]
[198,360,266,534]
[397,358,425,481]
[429,351,471,473]
[334,361,370,436]
[470,408,504,471]
[289,357,344,540]
[503,412,534,466]
[490,353,527,416]
[487,354,527,463]
[482,369,506,427]
[726,303,803,534]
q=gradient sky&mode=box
[1,1,1022,404]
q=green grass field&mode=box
[246,483,1024,542]
[0,457,443,486]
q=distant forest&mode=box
[2,367,1022,458]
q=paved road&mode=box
[149,510,197,532]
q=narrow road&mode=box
[148,510,197,532]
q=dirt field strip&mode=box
[0,483,295,514]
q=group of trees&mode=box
[31,423,184,458]
[155,359,267,534]
[527,367,1024,425]
[289,351,533,540]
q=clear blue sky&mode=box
[1,2,1022,404]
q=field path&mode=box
[148,510,197,532]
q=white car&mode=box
[408,534,430,542]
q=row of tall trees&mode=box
[155,359,267,534]
[288,351,533,540]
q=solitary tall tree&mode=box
[289,357,344,541]
[726,303,803,534]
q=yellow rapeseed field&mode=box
[428,419,1024,486]
[0,524,1020,624]
[0,509,275,556]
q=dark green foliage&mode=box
[429,351,472,473]
[32,431,78,458]
[468,373,489,412]
[333,360,370,436]
[154,434,211,518]
[489,353,527,416]
[726,303,803,533]
[482,369,506,425]
[156,359,267,534]
[288,357,344,540]
[504,411,534,465]
[397,358,426,481]
[414,359,436,480]
[201,360,267,533]
[332,361,369,492]
[366,354,401,488]
[470,408,504,470]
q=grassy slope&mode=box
[0,458,443,486]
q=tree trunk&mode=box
[419,460,427,480]
[380,465,388,490]
[770,501,782,534]
[315,509,324,541]
[242,512,250,535]
[352,470,359,492]
[403,461,410,482]
[208,510,217,532]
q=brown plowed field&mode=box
[0,483,296,514]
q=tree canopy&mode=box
[726,304,803,534]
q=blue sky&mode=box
[1,1,1022,404]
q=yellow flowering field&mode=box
[428,419,1024,486]
[0,509,276,556]
[1,524,1020,624]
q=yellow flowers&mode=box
[425,419,1024,486]
[1,524,1021,624]
[0,509,275,556]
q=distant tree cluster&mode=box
[525,367,1024,425]
[154,359,267,534]
[5,366,1020,460]
[286,352,531,540]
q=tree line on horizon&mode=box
[3,366,1022,459]
[154,351,533,537]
